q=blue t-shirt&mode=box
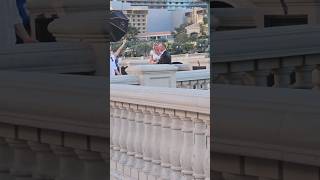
[16,0,29,25]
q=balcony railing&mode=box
[213,25,320,89]
[111,65,210,90]
[110,84,210,179]
[0,71,107,180]
[212,24,320,179]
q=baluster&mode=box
[141,107,153,178]
[124,104,137,177]
[75,150,107,180]
[190,81,197,89]
[132,106,145,179]
[110,102,115,162]
[51,145,83,180]
[228,72,244,85]
[294,65,313,89]
[182,81,191,89]
[118,103,129,172]
[214,74,229,84]
[6,138,36,180]
[204,79,210,90]
[0,138,13,180]
[192,116,207,180]
[111,102,122,167]
[199,80,205,89]
[242,72,255,86]
[160,109,172,180]
[202,114,210,180]
[254,69,271,86]
[150,108,162,179]
[180,112,194,180]
[28,142,58,179]
[273,67,294,88]
[311,64,320,91]
[169,111,183,179]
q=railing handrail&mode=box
[0,71,107,137]
[214,84,320,166]
[214,25,320,62]
[110,69,210,86]
[176,69,210,82]
[110,75,139,85]
[0,42,95,73]
[111,84,210,114]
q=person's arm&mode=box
[15,24,36,43]
[114,68,121,75]
[114,39,127,58]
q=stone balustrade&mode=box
[213,84,320,179]
[0,42,95,74]
[111,65,210,90]
[110,84,210,180]
[176,70,210,90]
[0,71,107,180]
[213,25,320,89]
[120,54,210,70]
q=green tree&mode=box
[126,25,139,41]
[175,32,189,44]
[131,41,152,57]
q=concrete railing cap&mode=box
[127,65,178,74]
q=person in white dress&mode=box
[148,43,160,64]
[109,39,127,77]
[0,0,35,49]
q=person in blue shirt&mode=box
[16,0,33,44]
[16,0,30,25]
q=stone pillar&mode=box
[48,1,108,76]
[127,65,178,88]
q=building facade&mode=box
[136,31,174,41]
[111,4,149,33]
[119,0,207,9]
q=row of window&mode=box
[131,23,146,26]
[128,14,145,18]
[130,19,146,22]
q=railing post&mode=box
[127,65,178,88]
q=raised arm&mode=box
[114,39,127,58]
[15,24,36,43]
